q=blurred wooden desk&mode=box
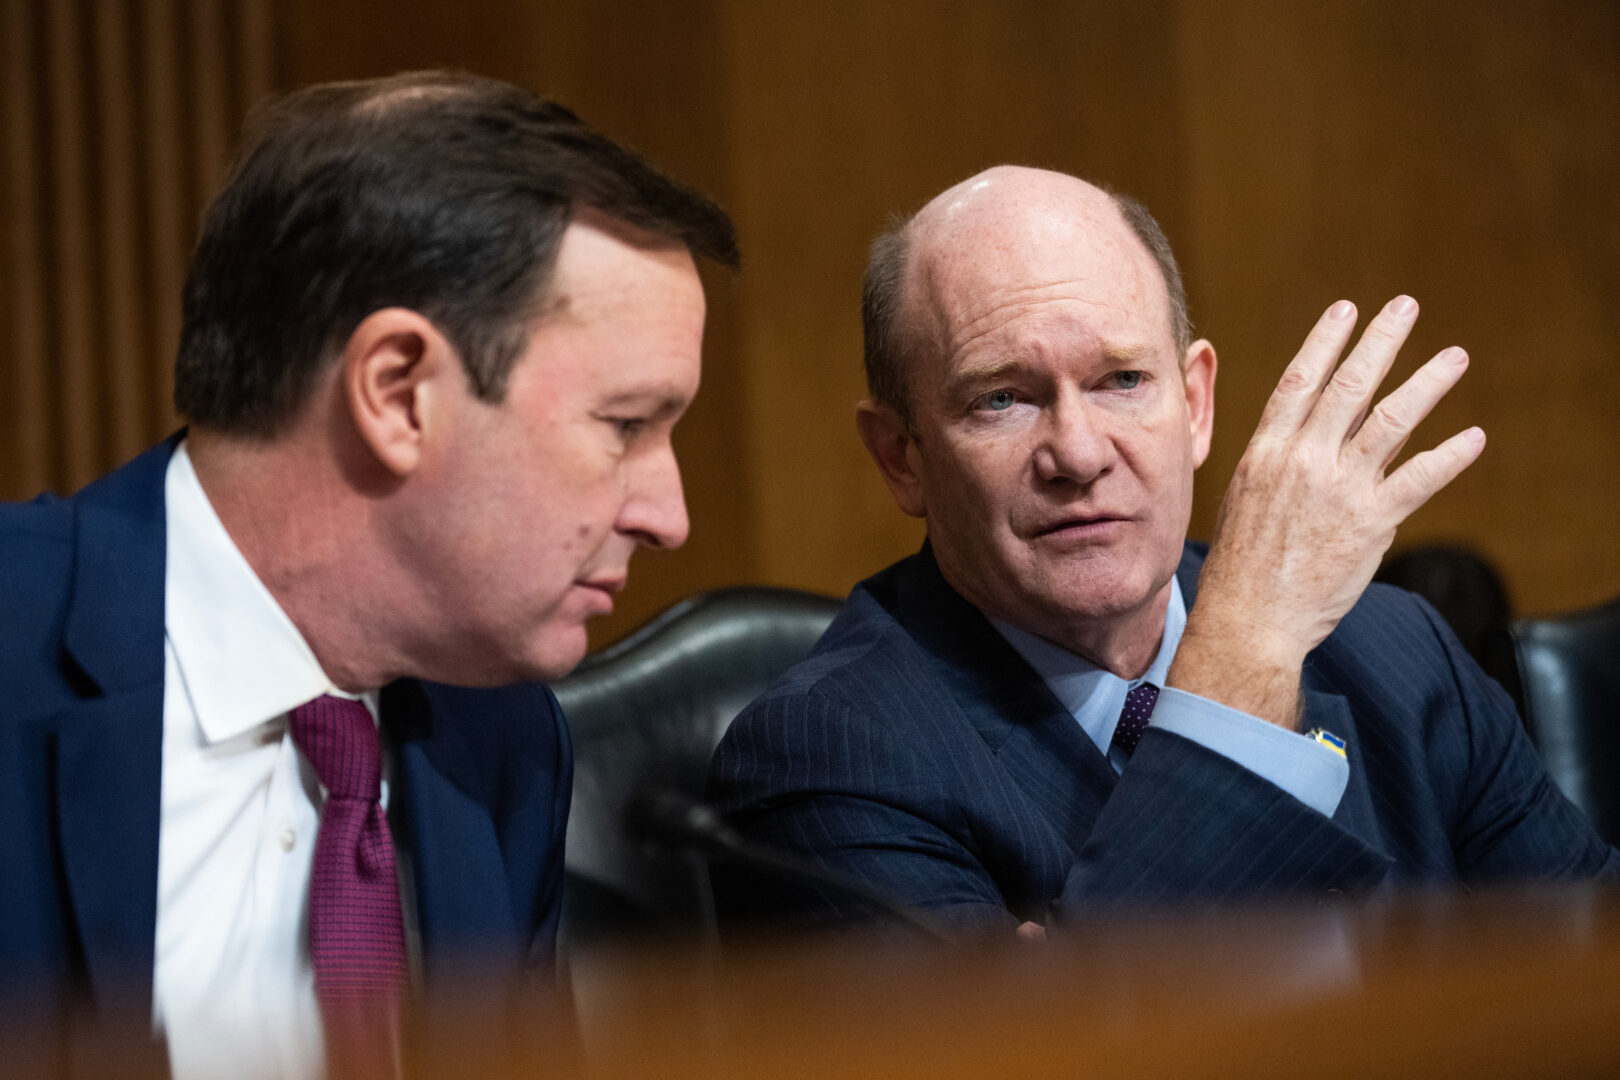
[435,885,1620,1080]
[29,885,1617,1077]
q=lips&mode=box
[577,574,627,615]
[1029,515,1128,539]
[579,575,627,594]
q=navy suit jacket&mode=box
[709,544,1619,930]
[0,438,571,1017]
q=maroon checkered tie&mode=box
[289,694,406,1073]
[1110,682,1160,756]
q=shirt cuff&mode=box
[1149,687,1349,818]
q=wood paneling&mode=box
[0,0,275,497]
[4,0,1616,639]
[1176,1,1620,614]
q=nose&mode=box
[618,444,691,549]
[1033,395,1115,487]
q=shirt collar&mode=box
[990,577,1188,750]
[164,440,365,745]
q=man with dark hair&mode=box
[710,165,1616,932]
[1,71,735,1076]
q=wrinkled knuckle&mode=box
[1365,400,1404,438]
[1331,368,1371,398]
[1275,366,1317,395]
[1364,322,1401,345]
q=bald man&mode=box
[709,167,1618,933]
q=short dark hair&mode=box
[861,182,1191,423]
[175,70,738,436]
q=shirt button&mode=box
[279,827,297,853]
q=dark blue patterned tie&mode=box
[1111,682,1160,756]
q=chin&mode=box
[524,627,592,683]
[430,630,589,688]
[1040,570,1169,624]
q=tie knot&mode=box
[289,694,382,801]
[1111,681,1160,756]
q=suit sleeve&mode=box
[1054,729,1391,911]
[710,687,1389,932]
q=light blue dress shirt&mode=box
[991,578,1348,818]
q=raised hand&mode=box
[1169,296,1485,728]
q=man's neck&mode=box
[1047,582,1173,680]
[186,425,401,692]
[978,577,1176,682]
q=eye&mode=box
[610,417,648,441]
[1108,370,1144,390]
[975,389,1018,412]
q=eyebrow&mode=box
[951,342,1159,387]
[598,387,692,418]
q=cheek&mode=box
[552,466,631,547]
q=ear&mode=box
[1181,338,1217,469]
[341,308,458,477]
[856,400,928,518]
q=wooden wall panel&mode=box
[720,0,1193,594]
[1176,0,1620,613]
[5,0,1617,640]
[0,0,275,498]
[1,0,51,493]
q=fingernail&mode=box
[1445,346,1468,366]
[1328,300,1354,321]
[1467,426,1486,447]
[1391,295,1417,316]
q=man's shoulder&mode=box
[1,494,82,697]
[0,493,75,576]
[722,548,1016,766]
[1304,579,1491,722]
[1328,580,1454,660]
[745,553,941,708]
[2,438,181,707]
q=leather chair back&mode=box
[1510,596,1620,846]
[552,586,841,946]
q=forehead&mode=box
[527,211,707,385]
[548,210,706,328]
[906,177,1172,371]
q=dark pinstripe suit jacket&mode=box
[708,543,1619,930]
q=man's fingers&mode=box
[1380,426,1487,519]
[1349,346,1470,470]
[1308,295,1420,439]
[1253,300,1358,437]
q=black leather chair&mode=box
[1510,596,1620,846]
[551,586,842,947]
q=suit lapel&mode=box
[54,440,176,1001]
[383,681,520,981]
[894,548,1118,838]
[53,687,165,998]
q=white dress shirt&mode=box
[992,576,1349,817]
[154,441,386,1080]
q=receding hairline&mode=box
[871,177,1190,418]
